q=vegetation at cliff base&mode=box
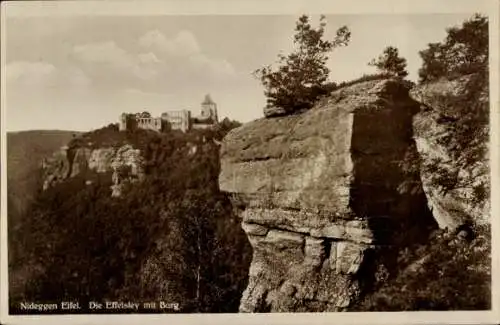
[356,224,490,310]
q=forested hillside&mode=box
[9,120,252,313]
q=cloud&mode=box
[138,52,162,64]
[189,54,236,76]
[6,61,92,89]
[138,29,236,80]
[72,41,157,80]
[65,67,92,87]
[73,41,129,64]
[6,61,57,86]
[7,29,239,109]
[66,30,236,93]
[138,29,200,57]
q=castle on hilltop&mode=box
[119,94,219,132]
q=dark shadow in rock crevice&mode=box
[348,91,439,304]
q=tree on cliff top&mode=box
[418,14,488,83]
[254,15,350,113]
[369,46,408,78]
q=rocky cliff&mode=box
[219,78,438,312]
[42,144,144,197]
[410,74,489,230]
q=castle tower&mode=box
[201,94,218,123]
[119,113,127,131]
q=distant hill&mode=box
[7,130,79,230]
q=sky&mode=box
[2,3,487,132]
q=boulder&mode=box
[219,78,436,312]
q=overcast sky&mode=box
[2,2,487,131]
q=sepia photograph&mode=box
[0,0,498,324]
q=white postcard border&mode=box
[1,1,498,324]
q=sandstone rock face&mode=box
[219,79,435,312]
[410,75,489,229]
[42,148,71,190]
[110,145,144,197]
[70,148,92,177]
[42,144,144,197]
[89,148,116,173]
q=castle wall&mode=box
[119,96,218,133]
[136,117,162,131]
[162,110,191,132]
